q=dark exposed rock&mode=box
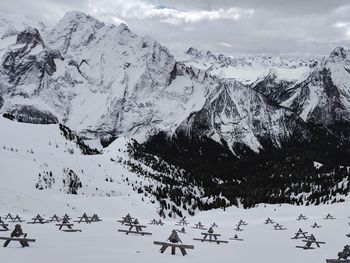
[6,105,58,124]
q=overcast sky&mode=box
[1,0,350,56]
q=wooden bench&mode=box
[27,215,49,224]
[4,214,14,221]
[192,222,207,230]
[264,218,275,224]
[118,229,152,235]
[229,234,243,241]
[154,229,194,256]
[291,229,309,239]
[49,215,61,222]
[0,223,9,231]
[91,214,102,222]
[118,219,152,236]
[296,214,308,221]
[117,214,134,225]
[0,236,36,247]
[296,235,325,249]
[324,214,336,220]
[311,223,321,228]
[56,223,81,232]
[11,215,25,223]
[74,214,92,224]
[154,241,194,256]
[326,260,350,263]
[175,217,189,226]
[234,226,244,231]
[236,220,248,226]
[273,223,287,231]
[193,230,228,244]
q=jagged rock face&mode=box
[178,80,303,152]
[1,27,63,97]
[277,50,350,125]
[251,69,295,104]
[0,94,3,109]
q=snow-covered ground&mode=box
[0,203,349,263]
[0,116,349,263]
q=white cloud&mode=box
[333,22,350,39]
[217,42,233,47]
[88,0,254,25]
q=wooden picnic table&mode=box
[193,227,228,244]
[27,215,49,224]
[296,234,325,249]
[0,236,35,247]
[154,241,194,256]
[118,219,152,235]
[291,229,309,239]
[154,229,194,256]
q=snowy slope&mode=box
[1,115,349,263]
[0,116,159,216]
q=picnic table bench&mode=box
[234,225,244,231]
[117,214,134,225]
[296,234,325,249]
[273,223,287,231]
[237,219,248,226]
[193,227,228,244]
[291,229,309,239]
[118,219,152,235]
[56,218,81,232]
[264,217,275,224]
[324,214,336,220]
[175,217,189,226]
[192,222,207,230]
[74,213,91,224]
[176,227,186,234]
[91,214,102,222]
[326,245,350,263]
[0,222,9,231]
[229,234,244,241]
[4,213,14,221]
[10,215,25,223]
[211,222,218,228]
[0,236,35,247]
[311,222,321,228]
[154,230,194,256]
[149,219,163,225]
[61,214,72,221]
[1,225,35,247]
[49,214,61,222]
[27,215,49,224]
[297,214,308,221]
[0,217,9,231]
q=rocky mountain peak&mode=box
[16,27,44,48]
[329,46,348,62]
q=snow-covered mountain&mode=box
[0,11,299,153]
[1,11,350,219]
[278,47,350,124]
[1,11,350,154]
[181,47,317,84]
